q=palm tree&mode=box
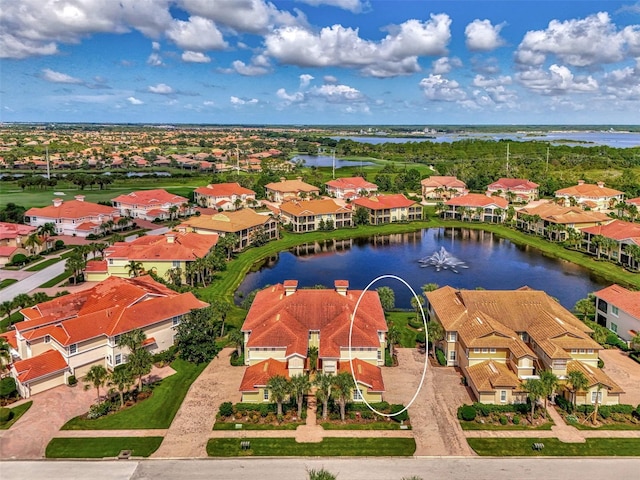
[168,205,179,221]
[331,371,355,422]
[421,283,439,293]
[65,253,85,284]
[591,234,606,259]
[0,301,14,324]
[164,267,183,286]
[37,222,56,250]
[211,298,230,337]
[290,374,311,418]
[118,329,151,391]
[117,217,129,232]
[84,364,108,404]
[109,367,134,409]
[125,260,144,277]
[410,296,424,323]
[227,329,244,359]
[573,295,595,321]
[523,378,544,422]
[387,323,400,359]
[592,382,604,424]
[566,370,589,408]
[314,372,333,421]
[31,292,49,304]
[266,374,290,416]
[0,338,12,374]
[12,293,33,310]
[539,370,559,418]
[307,346,318,373]
[427,320,445,358]
[24,232,42,255]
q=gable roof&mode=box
[352,194,418,210]
[581,220,640,245]
[420,176,467,189]
[593,284,640,319]
[280,198,351,216]
[339,358,385,392]
[105,232,218,261]
[12,349,68,383]
[239,359,289,392]
[194,182,256,197]
[567,361,624,394]
[179,208,273,233]
[111,189,188,206]
[445,193,508,208]
[265,179,320,194]
[488,178,539,190]
[517,202,610,225]
[0,222,36,240]
[325,177,378,191]
[555,183,624,198]
[25,200,117,220]
[465,360,522,392]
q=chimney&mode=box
[577,180,585,185]
[166,233,176,244]
[280,177,286,182]
[74,195,85,202]
[597,181,604,188]
[296,176,303,182]
[334,280,349,296]
[52,198,63,207]
[283,280,298,296]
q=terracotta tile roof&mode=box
[179,209,274,234]
[457,311,534,358]
[25,200,117,220]
[85,260,107,272]
[488,178,539,190]
[325,177,378,191]
[280,199,351,216]
[75,222,100,231]
[0,330,17,349]
[567,361,624,394]
[111,189,188,206]
[517,201,610,225]
[352,194,419,210]
[0,222,36,240]
[445,193,508,208]
[105,232,218,261]
[420,176,467,188]
[627,197,640,207]
[555,183,624,198]
[339,358,385,392]
[594,284,640,319]
[239,359,289,392]
[582,220,640,244]
[0,246,19,257]
[194,182,256,197]
[264,179,320,194]
[465,360,522,392]
[13,349,68,383]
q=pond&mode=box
[236,228,609,310]
[291,154,375,168]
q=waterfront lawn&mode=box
[385,310,421,348]
[0,401,33,429]
[467,438,640,456]
[45,437,163,458]
[0,278,17,289]
[206,437,416,457]
[61,359,205,430]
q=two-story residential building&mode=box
[325,177,378,200]
[279,199,353,233]
[352,194,423,225]
[425,286,623,406]
[111,189,191,221]
[515,201,611,240]
[421,176,468,200]
[555,181,625,211]
[10,275,208,397]
[487,178,539,203]
[177,209,278,250]
[0,222,36,266]
[240,280,387,403]
[84,232,219,282]
[193,182,257,210]
[264,178,320,203]
[593,284,640,343]
[581,220,640,271]
[443,194,508,223]
[24,196,120,238]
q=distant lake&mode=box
[292,154,374,168]
[334,131,640,148]
[236,228,609,310]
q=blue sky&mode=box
[1,0,640,125]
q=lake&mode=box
[236,228,609,310]
[291,154,375,168]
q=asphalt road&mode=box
[0,260,66,303]
[3,458,640,480]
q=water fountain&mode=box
[418,247,468,273]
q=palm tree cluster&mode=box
[522,370,559,422]
[1,291,64,329]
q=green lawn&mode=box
[0,401,33,430]
[467,437,640,456]
[567,421,640,431]
[61,359,206,430]
[0,278,18,289]
[320,421,407,430]
[206,437,416,457]
[38,270,72,288]
[0,311,23,333]
[385,310,421,348]
[460,421,554,431]
[25,256,64,271]
[45,437,163,458]
[213,422,303,431]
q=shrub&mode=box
[67,375,77,386]
[219,401,233,418]
[472,402,529,416]
[0,377,17,398]
[598,358,604,368]
[555,395,574,413]
[54,239,65,250]
[390,404,409,422]
[435,348,446,366]
[460,405,477,421]
[512,415,521,425]
[307,468,337,480]
[499,415,508,425]
[87,401,112,419]
[415,332,426,344]
[0,407,12,423]
[11,253,27,265]
[385,350,393,367]
[609,404,635,415]
[598,406,611,419]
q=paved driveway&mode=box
[599,349,640,406]
[382,348,473,456]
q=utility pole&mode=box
[546,147,550,174]
[506,143,510,176]
[332,148,336,179]
[236,145,240,175]
[46,146,50,180]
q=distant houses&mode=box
[325,176,378,200]
[279,199,352,233]
[487,178,539,203]
[581,219,640,270]
[352,194,423,225]
[555,181,624,211]
[264,178,320,203]
[443,194,508,223]
[515,201,611,240]
[193,182,257,210]
[0,222,36,265]
[593,284,640,343]
[421,176,468,200]
[111,189,192,221]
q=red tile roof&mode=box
[488,178,539,190]
[353,194,418,210]
[280,198,351,216]
[556,183,624,198]
[627,197,640,207]
[0,246,19,257]
[25,200,117,220]
[582,219,640,244]
[105,232,218,261]
[0,222,36,241]
[0,330,17,349]
[111,189,188,206]
[194,182,256,197]
[445,193,508,208]
[421,176,467,188]
[13,349,67,383]
[325,177,378,191]
[85,260,107,272]
[594,284,640,319]
[339,358,385,392]
[239,359,289,392]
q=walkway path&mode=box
[0,256,66,302]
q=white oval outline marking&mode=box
[348,274,428,418]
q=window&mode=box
[597,299,608,312]
[579,349,585,354]
[44,335,50,343]
[107,355,112,365]
[611,306,619,317]
[353,388,363,401]
[108,259,113,265]
[69,344,77,355]
[481,348,488,354]
[115,354,122,365]
[489,348,496,354]
[500,390,507,403]
[114,335,121,345]
[448,332,457,342]
[172,316,180,327]
[591,391,603,404]
[449,351,456,361]
[172,261,180,268]
[587,349,594,354]
[377,350,382,361]
[263,390,269,401]
[571,349,577,354]
[473,348,480,353]
[611,323,618,333]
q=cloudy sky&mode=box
[2,0,640,125]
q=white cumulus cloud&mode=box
[277,88,305,103]
[230,96,259,105]
[295,0,366,13]
[299,74,314,88]
[432,57,462,74]
[127,96,143,105]
[41,68,83,84]
[148,83,174,94]
[182,51,211,63]
[465,19,506,52]
[516,64,599,94]
[310,84,365,103]
[419,75,467,101]
[167,16,227,51]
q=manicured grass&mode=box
[25,256,64,271]
[567,421,640,431]
[213,421,303,431]
[467,437,640,456]
[385,310,421,348]
[320,421,407,430]
[61,359,206,430]
[0,278,17,289]
[38,270,72,288]
[460,421,553,431]
[206,437,416,457]
[0,311,23,333]
[45,437,163,458]
[0,401,33,429]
